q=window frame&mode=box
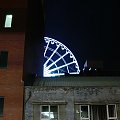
[107,104,117,120]
[79,104,118,120]
[40,105,59,120]
[80,105,90,120]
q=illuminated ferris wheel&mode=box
[43,37,80,77]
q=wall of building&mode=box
[0,0,27,119]
[25,85,120,120]
[0,0,27,8]
[0,33,25,120]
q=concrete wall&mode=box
[0,33,25,120]
[25,86,120,120]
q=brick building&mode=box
[0,1,27,120]
[0,0,44,120]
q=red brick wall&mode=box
[0,32,25,120]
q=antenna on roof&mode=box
[84,60,88,68]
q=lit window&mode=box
[4,15,13,28]
[0,51,8,68]
[41,105,58,120]
[0,97,4,117]
[80,104,118,120]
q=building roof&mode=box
[33,76,120,87]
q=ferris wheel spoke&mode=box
[43,37,80,77]
[44,41,50,57]
[48,61,77,73]
[44,44,60,66]
[46,52,69,70]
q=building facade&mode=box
[24,77,120,120]
[0,1,27,120]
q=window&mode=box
[4,15,13,28]
[80,104,117,120]
[0,97,4,117]
[41,105,58,120]
[80,105,90,120]
[107,104,117,120]
[0,51,8,68]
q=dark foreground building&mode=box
[0,0,44,120]
[24,76,120,120]
[0,1,27,120]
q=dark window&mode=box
[0,97,4,117]
[80,104,117,120]
[91,105,107,120]
[0,51,8,68]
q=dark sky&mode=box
[24,0,119,79]
[44,0,119,70]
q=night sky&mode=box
[24,0,119,79]
[44,0,119,70]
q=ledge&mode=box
[32,101,67,105]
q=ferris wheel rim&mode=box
[43,37,80,77]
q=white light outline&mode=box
[43,37,80,77]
